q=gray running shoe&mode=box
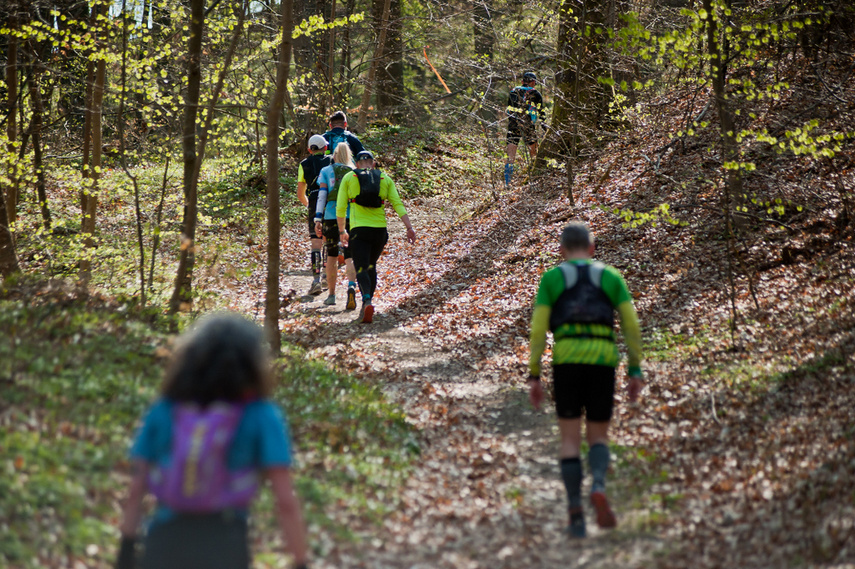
[323,294,336,306]
[308,280,323,295]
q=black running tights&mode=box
[349,226,388,302]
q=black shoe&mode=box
[565,508,586,538]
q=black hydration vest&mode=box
[352,169,383,208]
[300,154,332,200]
[549,262,615,339]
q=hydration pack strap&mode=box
[559,262,605,290]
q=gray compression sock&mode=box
[588,443,610,494]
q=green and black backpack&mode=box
[352,169,383,208]
[328,164,353,202]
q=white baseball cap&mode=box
[308,134,327,150]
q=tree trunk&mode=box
[315,0,331,119]
[327,0,336,111]
[376,0,404,117]
[292,0,318,138]
[56,0,88,127]
[550,0,610,160]
[79,2,107,285]
[357,0,392,132]
[80,5,98,218]
[704,0,743,202]
[0,186,17,277]
[473,0,494,62]
[265,0,295,352]
[337,0,356,105]
[169,0,206,314]
[28,63,50,230]
[0,33,18,278]
[4,3,18,224]
[118,0,146,305]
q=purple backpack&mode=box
[148,402,259,512]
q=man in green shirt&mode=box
[337,150,416,323]
[528,222,644,538]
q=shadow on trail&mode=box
[281,192,553,351]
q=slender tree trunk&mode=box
[118,0,146,305]
[169,0,206,313]
[265,0,295,352]
[704,0,743,201]
[4,4,19,224]
[0,188,18,275]
[28,65,51,230]
[327,0,336,110]
[292,0,317,137]
[357,0,392,132]
[149,155,170,291]
[80,6,97,218]
[550,0,610,161]
[315,0,330,120]
[376,0,403,117]
[136,0,152,128]
[56,0,88,127]
[338,0,356,104]
[169,0,244,314]
[473,0,494,62]
[79,4,107,285]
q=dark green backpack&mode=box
[328,164,353,202]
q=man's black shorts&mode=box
[552,363,616,421]
[507,117,536,146]
[306,198,319,239]
[322,219,351,259]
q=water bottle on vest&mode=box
[148,402,258,512]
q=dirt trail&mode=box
[261,193,665,568]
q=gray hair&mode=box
[561,222,594,250]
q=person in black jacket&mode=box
[322,111,365,158]
[297,135,333,295]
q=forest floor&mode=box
[228,140,855,568]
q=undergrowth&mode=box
[0,285,415,568]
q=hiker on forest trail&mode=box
[323,111,365,158]
[297,135,333,296]
[527,222,644,538]
[314,142,358,309]
[337,150,416,324]
[115,313,309,569]
[505,71,544,186]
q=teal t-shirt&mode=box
[130,398,293,525]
